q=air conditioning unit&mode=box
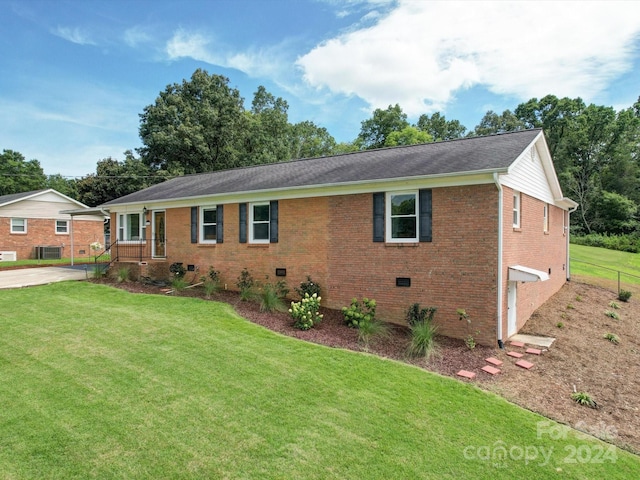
[35,246,62,260]
[0,251,17,261]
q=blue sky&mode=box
[1,0,639,178]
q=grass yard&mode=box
[1,282,639,479]
[570,244,640,293]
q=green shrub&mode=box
[208,267,221,283]
[570,391,597,409]
[171,277,189,294]
[259,280,288,313]
[116,267,130,283]
[203,279,220,298]
[571,233,640,253]
[289,293,323,330]
[236,268,255,301]
[605,310,620,320]
[342,298,376,328]
[295,275,321,299]
[603,333,620,345]
[357,318,390,351]
[406,303,437,326]
[618,290,632,302]
[169,262,186,278]
[407,320,438,359]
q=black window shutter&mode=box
[373,192,385,242]
[190,207,198,244]
[216,205,224,244]
[419,189,432,242]
[270,200,278,243]
[239,203,247,243]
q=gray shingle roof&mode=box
[0,189,49,206]
[102,129,541,206]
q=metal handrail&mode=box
[570,258,640,294]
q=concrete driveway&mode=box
[0,266,90,289]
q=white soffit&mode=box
[508,265,550,282]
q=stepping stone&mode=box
[481,365,501,375]
[457,370,476,379]
[506,351,524,358]
[485,357,503,366]
[515,360,534,369]
[526,348,542,355]
[510,341,525,348]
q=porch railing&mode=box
[94,238,166,265]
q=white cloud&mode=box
[53,26,96,45]
[123,26,153,48]
[297,1,640,116]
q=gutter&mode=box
[566,203,579,280]
[493,172,505,349]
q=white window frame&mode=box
[117,212,146,242]
[55,219,69,235]
[10,218,27,234]
[385,191,419,243]
[513,192,521,228]
[249,202,270,244]
[543,203,549,233]
[200,206,217,244]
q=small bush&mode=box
[605,310,620,320]
[92,265,106,279]
[171,277,189,294]
[116,267,130,283]
[236,268,255,301]
[608,301,620,309]
[571,233,640,253]
[169,262,186,278]
[406,303,437,326]
[259,280,288,313]
[289,293,323,330]
[208,267,221,283]
[603,333,620,345]
[203,279,220,298]
[357,318,390,351]
[407,320,438,359]
[618,290,632,302]
[556,322,564,329]
[295,276,321,299]
[571,391,597,409]
[342,298,376,328]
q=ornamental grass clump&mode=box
[406,303,438,359]
[289,293,323,330]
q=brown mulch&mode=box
[96,277,640,455]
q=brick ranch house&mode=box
[0,189,106,261]
[101,129,577,346]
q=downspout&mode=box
[493,173,504,349]
[565,205,578,281]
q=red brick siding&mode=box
[0,217,103,260]
[501,187,568,337]
[112,183,569,346]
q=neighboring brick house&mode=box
[101,129,577,346]
[0,189,106,261]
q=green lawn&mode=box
[570,244,640,291]
[1,282,638,479]
[0,257,99,268]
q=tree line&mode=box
[2,68,639,237]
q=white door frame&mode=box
[507,281,517,337]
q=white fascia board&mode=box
[107,170,504,212]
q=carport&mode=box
[59,207,110,265]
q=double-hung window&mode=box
[56,220,69,234]
[118,213,146,241]
[386,191,418,242]
[543,203,549,233]
[250,202,270,243]
[513,192,521,228]
[10,218,26,233]
[200,207,217,243]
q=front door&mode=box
[153,211,166,258]
[507,281,517,337]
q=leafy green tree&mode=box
[77,152,160,207]
[138,69,246,174]
[416,112,466,141]
[288,120,337,159]
[356,104,409,150]
[241,86,290,165]
[0,149,47,195]
[46,174,78,199]
[592,191,638,234]
[471,110,525,136]
[384,126,432,147]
